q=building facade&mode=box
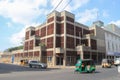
[22,11,106,67]
[1,11,120,67]
[104,24,120,59]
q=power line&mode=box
[41,0,64,23]
[53,0,64,11]
[62,0,72,10]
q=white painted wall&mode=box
[105,32,120,56]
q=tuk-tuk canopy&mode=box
[76,59,94,67]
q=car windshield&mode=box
[102,59,108,62]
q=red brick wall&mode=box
[34,51,39,57]
[25,31,29,40]
[47,23,54,35]
[47,51,53,56]
[56,36,64,48]
[47,17,54,23]
[24,52,28,57]
[75,26,82,37]
[56,16,64,21]
[24,41,28,50]
[29,52,33,57]
[29,40,34,50]
[35,29,40,36]
[66,36,74,49]
[47,37,53,48]
[56,23,64,34]
[66,23,74,35]
[41,27,46,37]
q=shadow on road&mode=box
[74,70,101,74]
[0,63,61,74]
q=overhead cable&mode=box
[53,0,64,11]
[62,0,72,10]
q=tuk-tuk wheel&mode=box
[74,70,79,74]
[29,64,32,68]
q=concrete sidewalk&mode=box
[48,65,101,69]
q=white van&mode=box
[114,58,120,66]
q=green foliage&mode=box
[4,45,23,52]
[39,43,45,47]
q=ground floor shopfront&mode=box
[11,49,105,67]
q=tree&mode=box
[4,45,23,52]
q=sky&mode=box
[0,0,120,52]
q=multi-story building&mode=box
[104,24,120,59]
[91,21,120,59]
[1,11,120,67]
[22,11,106,67]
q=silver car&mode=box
[114,58,120,66]
[29,60,47,69]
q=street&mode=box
[0,63,120,80]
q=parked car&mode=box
[114,58,120,66]
[101,59,112,68]
[29,60,47,69]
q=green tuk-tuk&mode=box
[75,59,96,73]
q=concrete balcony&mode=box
[30,35,40,39]
[83,34,95,39]
[34,46,46,51]
[55,48,64,53]
[76,44,91,51]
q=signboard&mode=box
[107,51,120,56]
[11,55,14,63]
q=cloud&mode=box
[77,8,98,24]
[10,23,39,46]
[109,20,120,27]
[70,0,89,10]
[6,22,13,28]
[10,27,25,46]
[0,0,90,25]
[0,0,91,47]
[102,10,109,18]
[0,0,48,25]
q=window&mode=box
[66,16,74,22]
[47,56,52,62]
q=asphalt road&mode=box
[0,63,120,80]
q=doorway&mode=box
[56,57,63,65]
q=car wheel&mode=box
[39,65,42,69]
[29,64,32,68]
[115,65,118,67]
